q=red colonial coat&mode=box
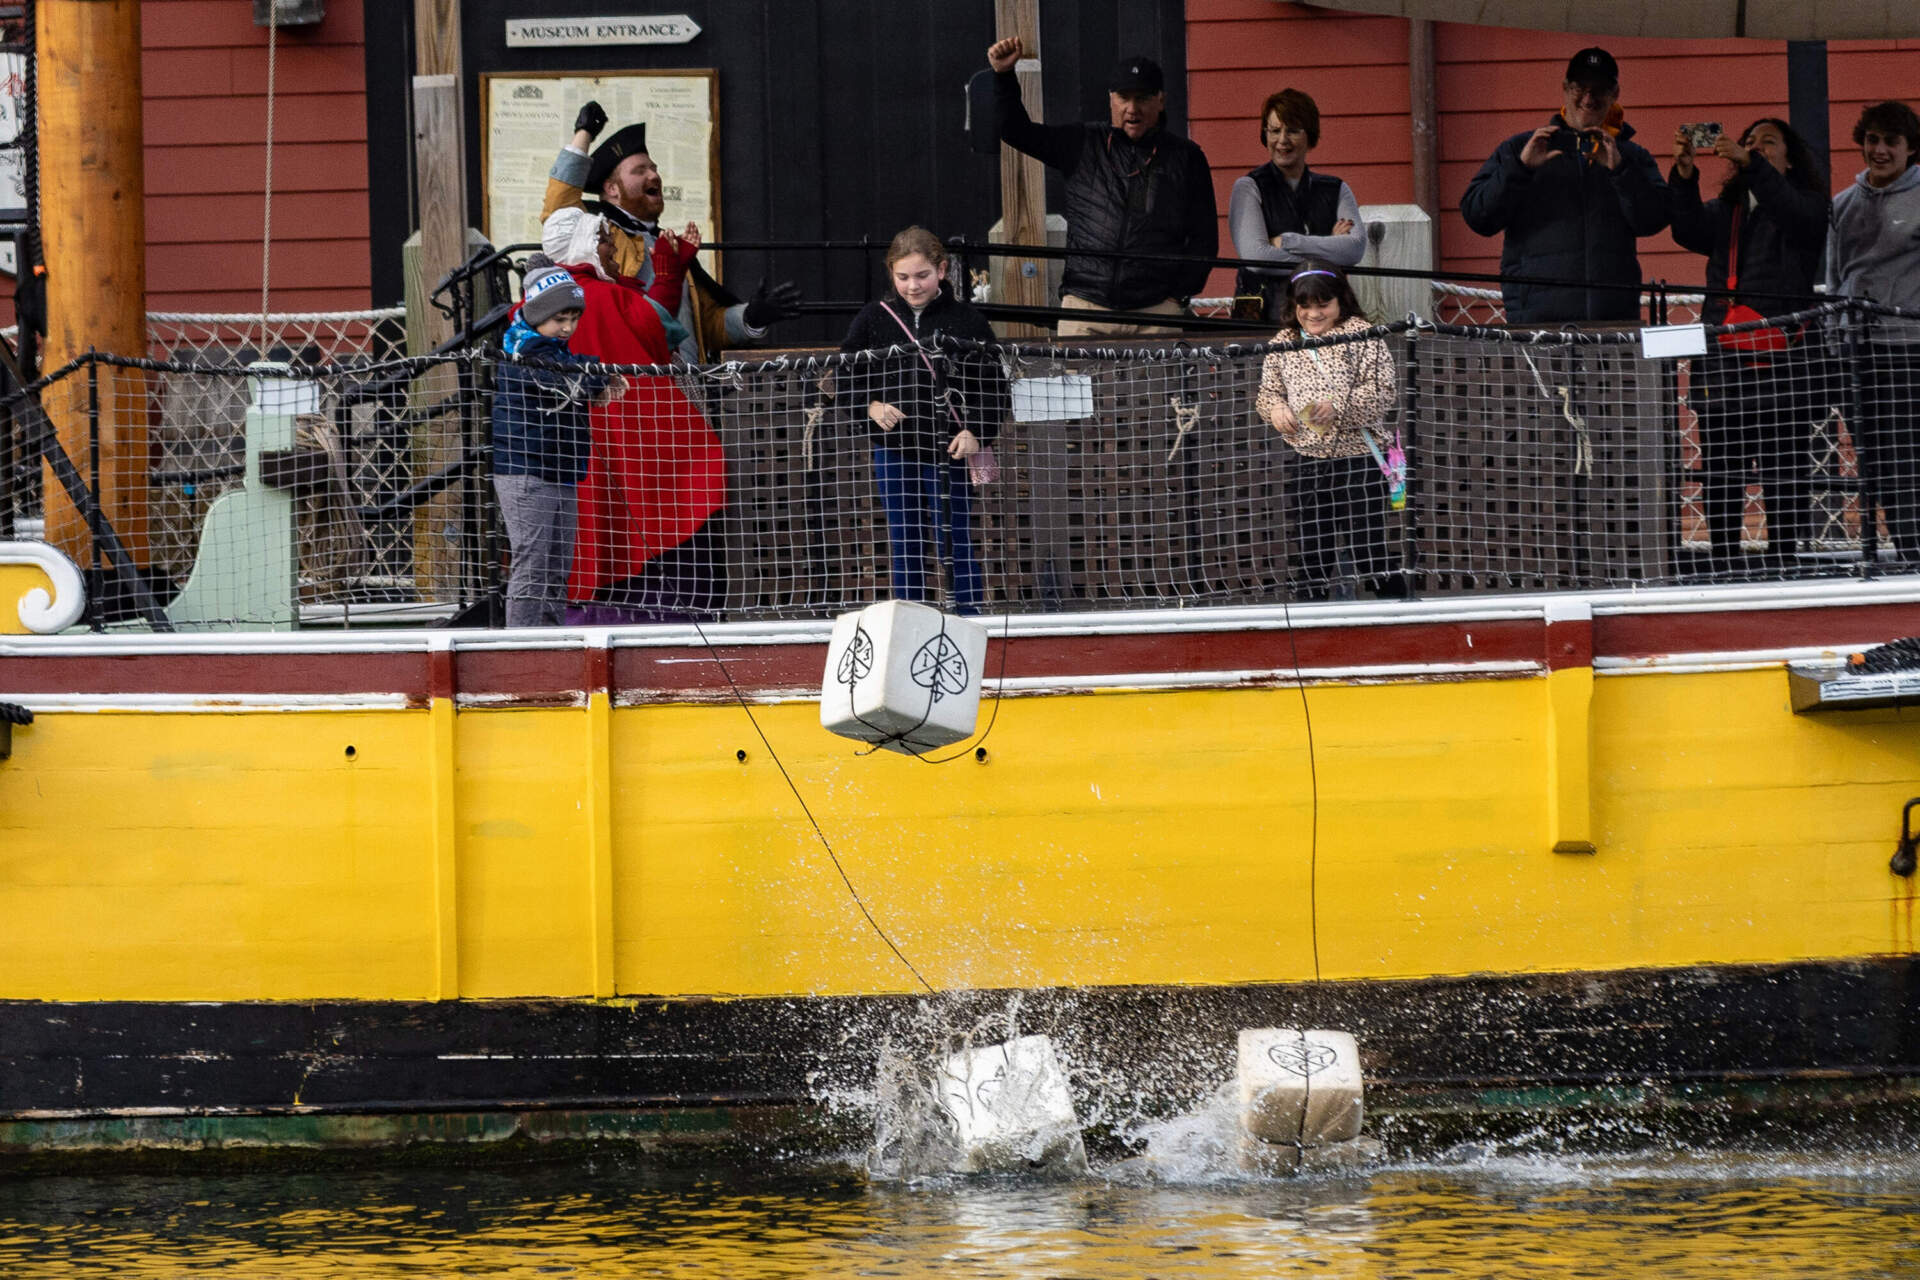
[561,266,726,598]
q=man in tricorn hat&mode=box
[542,102,803,361]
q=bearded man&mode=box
[542,101,803,361]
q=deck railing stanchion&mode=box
[1400,324,1420,598]
[1845,302,1877,576]
[86,353,101,628]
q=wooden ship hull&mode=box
[4,561,1918,1155]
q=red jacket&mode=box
[561,266,726,597]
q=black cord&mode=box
[691,619,936,995]
[1279,586,1321,983]
[911,607,1012,764]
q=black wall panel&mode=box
[366,0,1187,344]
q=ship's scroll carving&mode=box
[0,541,87,635]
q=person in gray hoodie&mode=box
[1826,100,1920,560]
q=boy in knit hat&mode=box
[492,255,627,626]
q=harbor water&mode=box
[3,1144,1917,1276]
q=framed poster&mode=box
[481,69,719,272]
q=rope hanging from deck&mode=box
[259,6,279,327]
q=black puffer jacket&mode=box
[993,70,1217,311]
[838,286,1011,465]
[1459,115,1669,324]
[1667,152,1828,324]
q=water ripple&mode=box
[0,1148,1916,1277]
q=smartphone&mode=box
[1681,122,1723,150]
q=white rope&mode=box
[1431,280,1707,305]
[1167,396,1200,462]
[259,5,279,326]
[1197,282,1711,309]
[1520,349,1594,477]
[150,308,406,324]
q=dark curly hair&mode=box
[1852,100,1920,162]
[1720,117,1827,202]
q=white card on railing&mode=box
[1640,324,1708,359]
[1012,375,1095,423]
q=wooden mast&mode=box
[35,0,148,567]
[410,0,466,595]
[412,0,465,350]
[993,0,1046,338]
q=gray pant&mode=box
[494,473,577,627]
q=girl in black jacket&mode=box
[838,227,1010,612]
[1669,117,1830,572]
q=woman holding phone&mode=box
[1669,116,1829,574]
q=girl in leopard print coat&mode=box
[1253,264,1402,599]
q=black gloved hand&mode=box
[574,101,608,140]
[743,278,805,329]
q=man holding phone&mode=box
[1460,47,1668,324]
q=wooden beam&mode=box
[411,73,467,349]
[36,0,150,566]
[408,0,467,595]
[1408,19,1441,263]
[994,0,1047,338]
[411,0,466,349]
[414,0,463,77]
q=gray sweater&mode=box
[1825,163,1920,334]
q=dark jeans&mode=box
[873,445,982,613]
[1860,346,1920,561]
[1284,452,1393,600]
[1693,352,1819,564]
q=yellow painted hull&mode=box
[5,666,1915,1005]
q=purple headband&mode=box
[1290,268,1338,283]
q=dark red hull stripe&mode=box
[1594,602,1920,659]
[6,601,1920,700]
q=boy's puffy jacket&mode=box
[492,314,611,483]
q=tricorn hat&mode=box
[586,123,649,194]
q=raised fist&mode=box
[573,100,608,140]
[987,37,1023,73]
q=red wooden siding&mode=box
[1187,0,1920,302]
[142,0,370,312]
[1,0,369,327]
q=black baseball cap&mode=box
[1110,56,1164,96]
[1565,47,1618,86]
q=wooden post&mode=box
[1786,41,1830,175]
[1408,19,1441,264]
[410,0,467,597]
[994,0,1047,338]
[36,0,148,565]
[412,0,466,350]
